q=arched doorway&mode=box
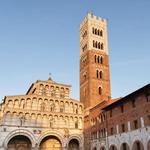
[100,147,106,150]
[7,135,32,150]
[132,140,144,150]
[39,135,62,150]
[109,145,117,150]
[120,143,130,150]
[68,139,79,150]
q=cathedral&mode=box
[0,13,150,150]
[0,78,84,150]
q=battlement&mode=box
[80,12,107,29]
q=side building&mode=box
[90,84,150,150]
[0,78,84,150]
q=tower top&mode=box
[80,13,107,29]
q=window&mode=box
[93,40,95,47]
[110,109,112,117]
[92,27,94,34]
[132,99,135,108]
[96,70,99,79]
[95,41,98,48]
[97,56,100,63]
[95,55,97,63]
[98,42,101,49]
[134,120,138,129]
[110,127,114,135]
[98,87,102,95]
[100,56,103,64]
[75,121,78,129]
[121,124,125,132]
[146,93,150,102]
[121,105,124,113]
[100,71,102,79]
[100,30,103,36]
[101,43,104,50]
[95,29,97,35]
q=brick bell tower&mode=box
[80,12,111,109]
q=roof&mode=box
[103,83,150,110]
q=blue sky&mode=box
[0,0,150,101]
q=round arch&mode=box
[3,129,36,148]
[132,140,144,150]
[109,145,118,150]
[68,139,79,150]
[39,135,62,150]
[7,135,32,150]
[120,143,130,150]
[38,130,64,148]
[100,146,106,150]
[67,135,83,148]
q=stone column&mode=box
[140,117,144,128]
[116,124,119,134]
[127,121,131,131]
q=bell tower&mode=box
[80,13,111,109]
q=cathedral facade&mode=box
[0,78,84,150]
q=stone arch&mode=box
[100,146,106,150]
[7,100,13,108]
[68,135,82,150]
[109,145,118,150]
[120,142,130,150]
[20,98,25,109]
[132,140,144,150]
[7,135,32,150]
[14,99,19,108]
[3,129,36,148]
[38,130,64,148]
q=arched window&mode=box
[98,42,101,49]
[98,87,102,95]
[93,40,95,47]
[99,71,102,79]
[94,55,97,63]
[97,56,100,63]
[100,30,103,36]
[95,29,97,35]
[100,56,103,64]
[97,30,100,35]
[96,70,99,78]
[92,27,95,34]
[101,43,104,50]
[95,41,98,48]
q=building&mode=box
[80,13,150,150]
[90,84,150,150]
[0,78,84,150]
